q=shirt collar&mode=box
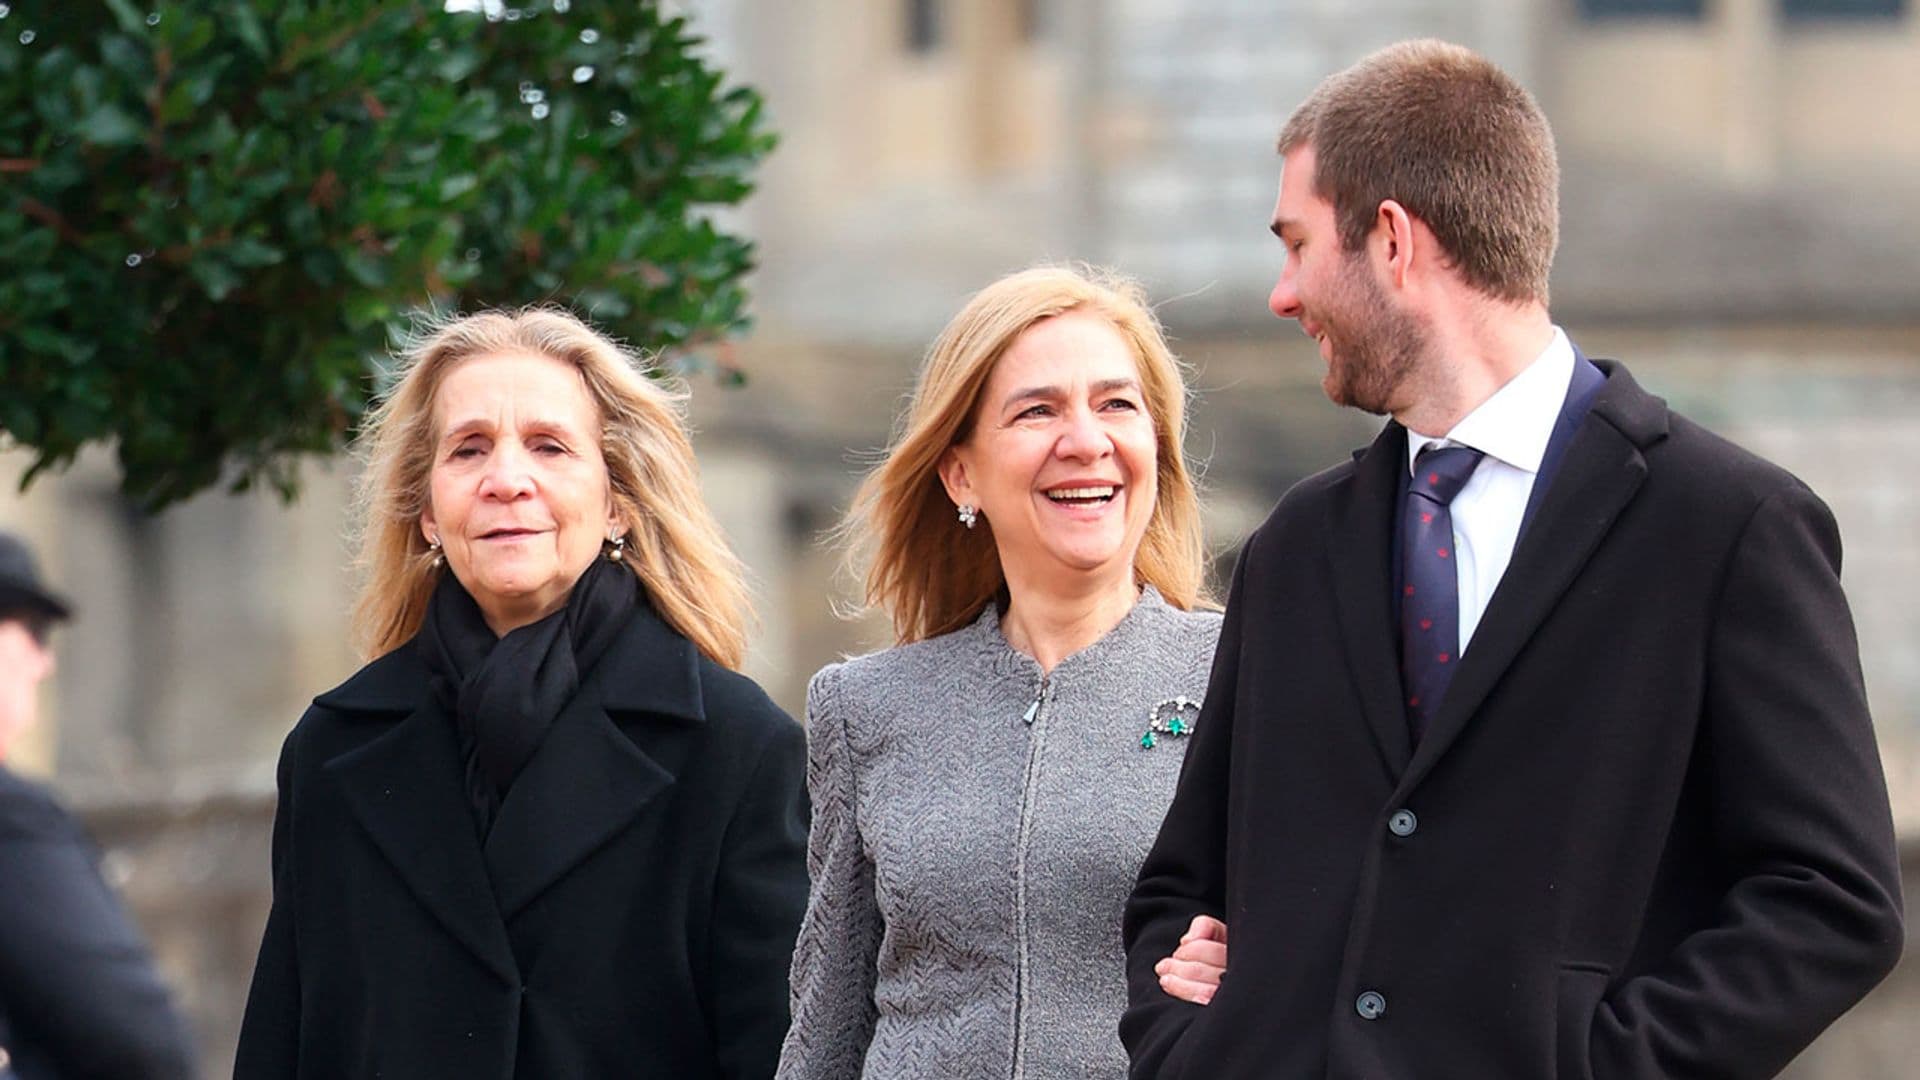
[1406,326,1575,476]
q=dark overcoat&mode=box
[1122,360,1905,1079]
[234,603,808,1079]
[0,768,196,1079]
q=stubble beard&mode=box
[1319,255,1426,417]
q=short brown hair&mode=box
[843,264,1213,644]
[352,307,752,668]
[1277,39,1559,304]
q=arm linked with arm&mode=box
[1119,542,1250,1079]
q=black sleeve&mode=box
[1119,538,1251,1079]
[233,724,303,1079]
[0,782,196,1080]
[705,712,810,1080]
[1583,484,1905,1078]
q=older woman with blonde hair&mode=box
[236,308,807,1079]
[777,265,1227,1080]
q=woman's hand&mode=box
[1153,914,1227,1004]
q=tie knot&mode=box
[1411,445,1484,506]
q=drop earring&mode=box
[427,535,444,569]
[606,532,627,562]
[957,504,978,529]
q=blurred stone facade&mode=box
[1,0,1916,1074]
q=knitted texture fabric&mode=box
[777,588,1222,1080]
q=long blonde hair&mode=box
[351,307,751,668]
[845,265,1212,643]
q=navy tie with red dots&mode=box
[1402,445,1485,743]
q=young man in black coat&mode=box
[0,531,197,1080]
[1123,40,1904,1080]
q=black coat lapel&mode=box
[1518,349,1607,537]
[1328,421,1417,779]
[1405,360,1669,779]
[328,701,520,985]
[319,598,710,950]
[481,698,675,921]
[480,599,708,921]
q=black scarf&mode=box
[416,557,639,837]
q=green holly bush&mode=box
[0,0,774,508]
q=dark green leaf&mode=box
[229,2,272,61]
[101,0,146,36]
[75,104,144,146]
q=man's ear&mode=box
[1374,199,1418,289]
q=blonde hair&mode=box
[350,307,751,668]
[845,264,1213,644]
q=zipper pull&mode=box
[1022,676,1047,725]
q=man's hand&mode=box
[1154,914,1227,1005]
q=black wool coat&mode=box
[234,603,808,1079]
[1122,360,1905,1080]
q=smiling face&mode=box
[940,311,1158,597]
[1268,145,1428,416]
[421,350,618,636]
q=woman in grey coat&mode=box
[777,266,1227,1079]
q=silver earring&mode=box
[957,504,978,530]
[427,536,444,569]
[606,533,626,562]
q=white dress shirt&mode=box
[1405,327,1576,654]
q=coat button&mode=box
[1388,809,1418,837]
[1356,990,1387,1020]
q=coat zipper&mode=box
[1010,672,1050,1078]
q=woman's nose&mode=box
[479,444,535,498]
[1055,406,1113,461]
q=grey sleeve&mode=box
[774,665,883,1080]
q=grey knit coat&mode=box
[776,588,1222,1079]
